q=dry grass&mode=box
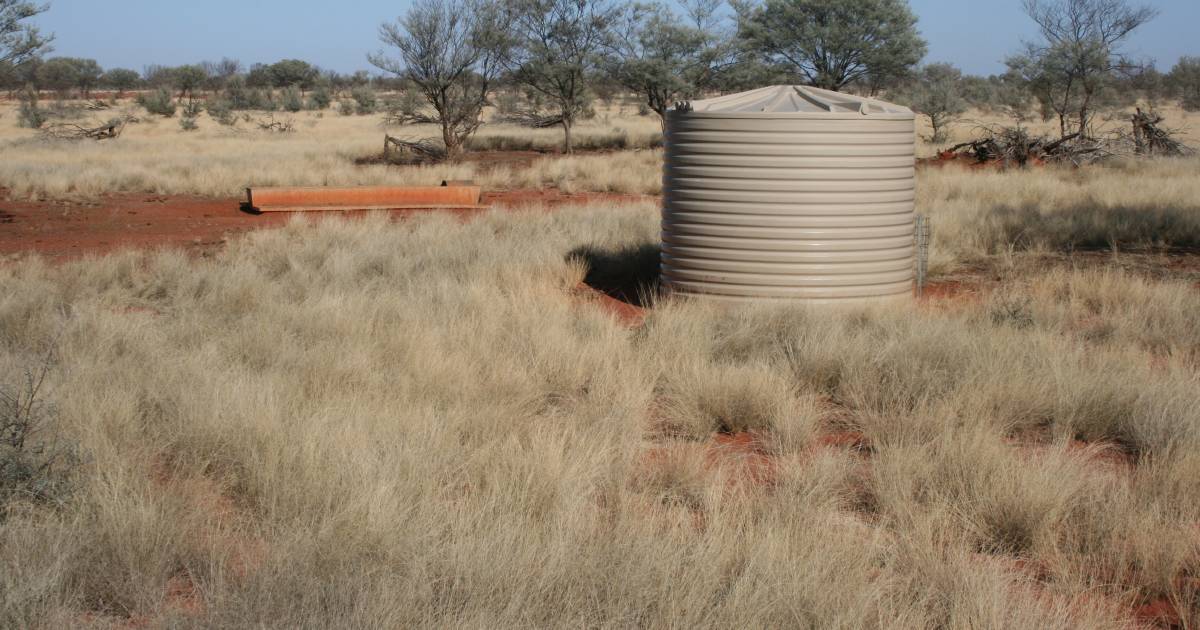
[0,101,663,199]
[918,156,1200,274]
[1,197,1198,627]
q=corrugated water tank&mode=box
[662,85,916,301]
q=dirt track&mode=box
[0,189,654,262]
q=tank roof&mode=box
[685,85,912,116]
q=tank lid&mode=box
[685,85,912,115]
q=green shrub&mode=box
[338,99,357,116]
[206,99,238,126]
[17,87,46,129]
[179,116,198,131]
[137,88,177,117]
[307,84,332,110]
[281,86,303,112]
[351,86,377,115]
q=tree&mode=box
[268,59,318,89]
[245,63,273,88]
[504,0,619,153]
[898,63,967,143]
[1006,0,1157,138]
[734,0,926,92]
[71,57,100,96]
[1168,57,1200,111]
[101,68,140,96]
[1,0,51,66]
[35,56,76,96]
[172,64,208,99]
[370,0,506,159]
[605,0,735,127]
[201,57,241,91]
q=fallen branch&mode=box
[1128,108,1194,157]
[936,114,1191,168]
[497,110,563,129]
[382,134,447,163]
[41,116,131,141]
[256,114,295,133]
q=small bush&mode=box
[281,86,303,113]
[181,99,203,119]
[1,356,77,511]
[137,88,177,117]
[206,99,238,126]
[351,87,377,115]
[17,88,46,129]
[307,85,332,110]
[338,99,357,116]
[179,116,198,131]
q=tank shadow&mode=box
[566,243,662,308]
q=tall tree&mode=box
[1006,0,1156,138]
[504,0,618,153]
[734,0,926,92]
[605,0,735,127]
[202,57,242,91]
[172,64,208,100]
[370,0,506,159]
[101,68,140,97]
[0,0,50,65]
[35,56,75,96]
[268,59,318,90]
[72,57,101,96]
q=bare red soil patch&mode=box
[572,282,647,326]
[706,431,777,487]
[0,189,654,263]
[917,151,1047,171]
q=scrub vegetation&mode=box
[1,196,1199,627]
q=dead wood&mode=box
[382,134,447,164]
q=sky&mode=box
[28,0,1200,77]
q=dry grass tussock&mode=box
[0,102,663,199]
[1,201,1198,627]
[919,156,1200,274]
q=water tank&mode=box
[662,85,916,302]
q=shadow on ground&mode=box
[566,243,662,308]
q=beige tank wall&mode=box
[661,112,916,301]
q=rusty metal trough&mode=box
[245,184,485,213]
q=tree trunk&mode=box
[443,123,463,161]
[562,116,573,154]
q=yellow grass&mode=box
[0,101,664,199]
[1,198,1198,627]
[2,98,1199,628]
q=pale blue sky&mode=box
[29,0,1200,76]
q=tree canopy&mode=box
[735,0,926,92]
[0,0,50,66]
[604,0,735,124]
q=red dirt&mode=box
[573,282,647,326]
[1134,598,1185,629]
[917,151,1047,171]
[0,189,655,263]
[918,278,986,306]
[706,431,777,487]
[814,430,871,452]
